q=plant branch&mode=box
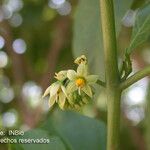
[99,0,121,150]
[120,65,150,90]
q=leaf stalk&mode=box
[120,65,150,90]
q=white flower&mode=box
[74,55,87,65]
[54,70,67,81]
[42,82,67,109]
[67,64,98,98]
[42,55,99,111]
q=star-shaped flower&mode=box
[67,64,98,98]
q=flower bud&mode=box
[74,55,87,65]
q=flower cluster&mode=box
[42,55,98,110]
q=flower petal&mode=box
[67,70,77,80]
[77,64,88,76]
[86,75,99,84]
[58,92,66,109]
[78,87,81,95]
[66,82,77,93]
[42,86,51,98]
[55,70,67,81]
[61,86,67,97]
[50,82,60,97]
[82,85,92,97]
[48,95,56,108]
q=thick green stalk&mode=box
[99,0,121,150]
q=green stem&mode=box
[120,65,150,90]
[99,0,121,150]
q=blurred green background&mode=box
[0,0,150,150]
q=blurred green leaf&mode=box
[41,110,106,150]
[11,110,106,150]
[73,0,132,79]
[128,2,150,53]
[11,129,66,150]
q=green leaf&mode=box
[11,110,106,150]
[11,129,66,150]
[41,110,106,150]
[128,2,150,53]
[73,0,133,79]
